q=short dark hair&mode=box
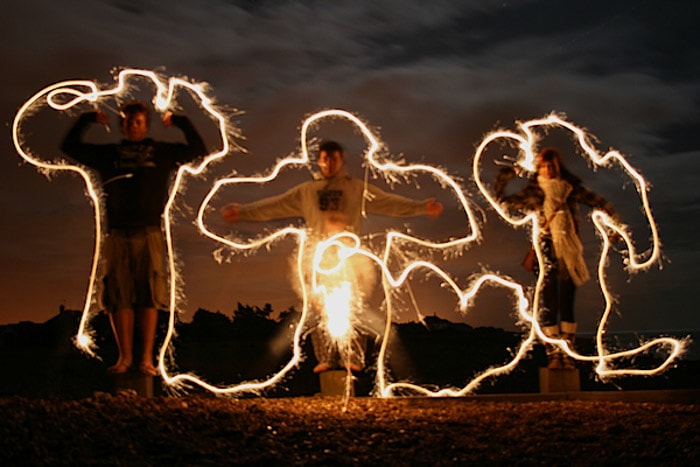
[318,140,344,157]
[119,100,151,126]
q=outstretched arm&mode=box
[574,184,618,220]
[365,184,443,219]
[221,185,305,223]
[573,184,622,241]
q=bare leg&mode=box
[138,307,158,375]
[311,327,333,373]
[108,308,134,373]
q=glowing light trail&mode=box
[14,73,684,396]
[472,113,684,383]
[312,232,534,397]
[12,69,231,366]
[177,110,684,396]
[192,109,533,396]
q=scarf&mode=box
[538,175,590,286]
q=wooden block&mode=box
[539,368,580,393]
[319,370,354,397]
[113,371,154,397]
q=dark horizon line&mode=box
[1,306,698,336]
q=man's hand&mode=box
[94,110,109,125]
[221,203,242,222]
[162,111,174,127]
[425,198,444,219]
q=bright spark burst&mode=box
[322,282,353,339]
[312,237,357,341]
[194,110,684,397]
[175,108,492,395]
[14,71,685,397]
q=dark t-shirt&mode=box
[61,113,206,229]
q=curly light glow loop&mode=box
[301,231,538,397]
[472,113,684,381]
[189,109,514,395]
[191,110,683,397]
[14,77,684,396]
[12,69,231,366]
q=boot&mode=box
[542,325,562,370]
[560,321,577,370]
[545,344,563,369]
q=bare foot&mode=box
[107,362,131,374]
[139,362,157,376]
[313,362,331,373]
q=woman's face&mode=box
[538,160,558,180]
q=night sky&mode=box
[1,0,698,337]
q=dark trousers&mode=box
[538,237,576,327]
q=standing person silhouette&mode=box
[61,100,207,375]
[495,147,618,369]
[221,140,443,373]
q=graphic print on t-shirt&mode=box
[318,189,342,211]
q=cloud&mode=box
[2,0,699,334]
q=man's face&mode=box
[318,149,344,179]
[121,112,149,142]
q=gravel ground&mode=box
[0,393,698,466]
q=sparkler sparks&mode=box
[13,70,685,397]
[472,113,684,383]
[322,282,354,339]
[192,109,550,397]
[168,108,486,395]
[12,68,231,363]
[312,236,361,344]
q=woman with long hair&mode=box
[495,147,618,369]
